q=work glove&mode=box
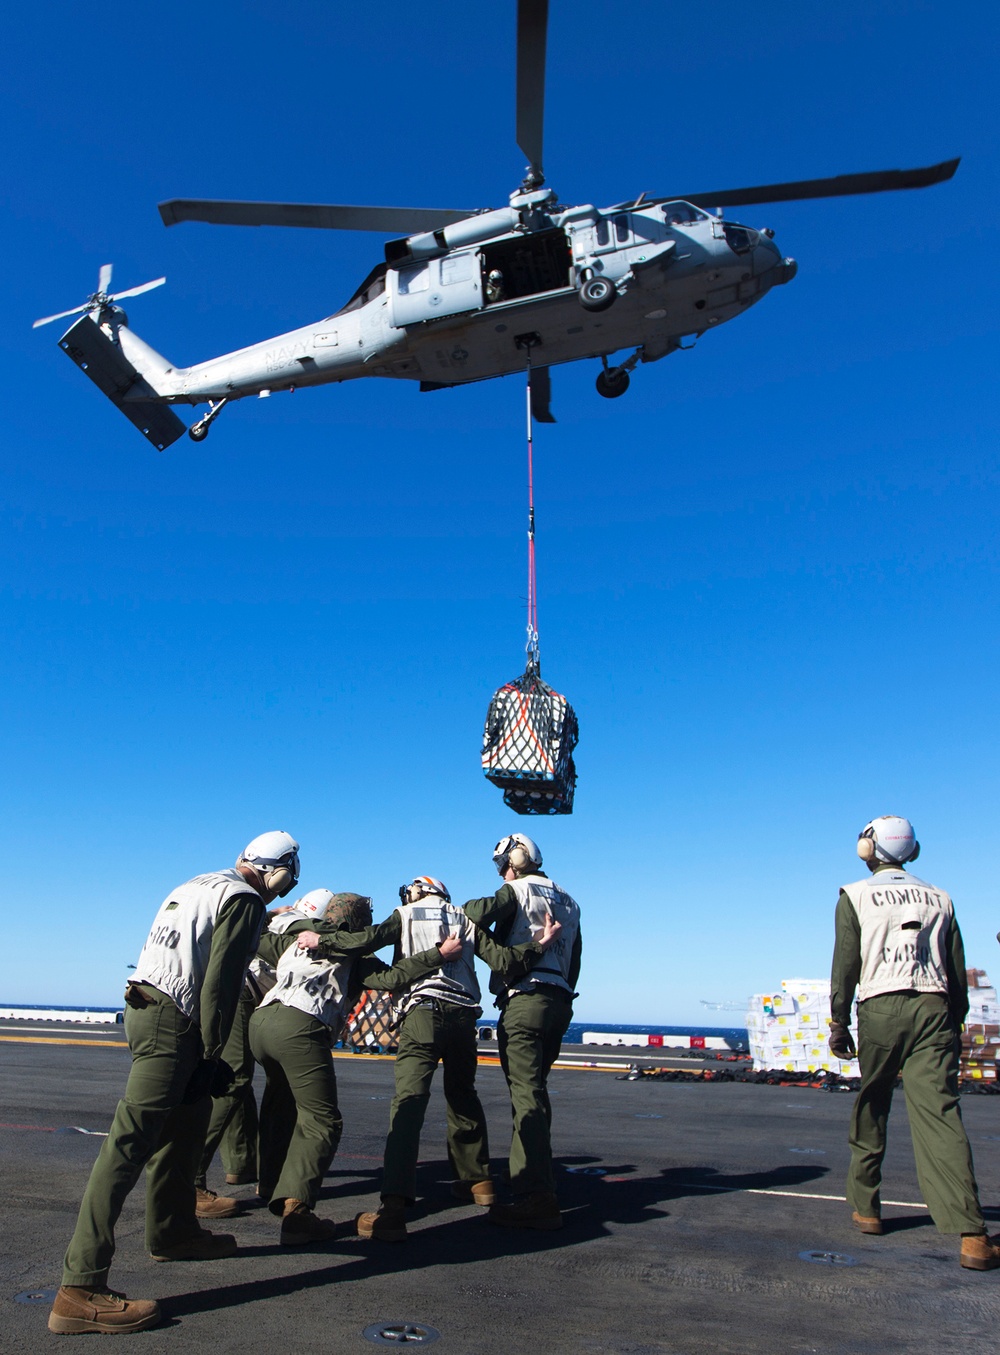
[828,1022,857,1060]
[210,1058,236,1098]
[182,1058,235,1104]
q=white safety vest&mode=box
[394,901,480,1018]
[258,911,354,1036]
[132,869,262,1022]
[500,873,580,998]
[245,954,277,1004]
[841,868,955,1003]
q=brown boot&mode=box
[356,1195,408,1242]
[47,1285,161,1335]
[279,1199,336,1246]
[961,1233,1000,1270]
[851,1211,883,1235]
[150,1227,237,1261]
[451,1179,496,1206]
[196,1186,241,1218]
[488,1191,563,1231]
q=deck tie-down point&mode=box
[363,1322,441,1345]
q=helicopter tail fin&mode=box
[58,316,187,451]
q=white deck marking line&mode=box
[680,1181,927,1209]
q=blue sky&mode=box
[2,2,998,1023]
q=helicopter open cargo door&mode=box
[389,250,483,327]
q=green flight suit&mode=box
[831,868,985,1234]
[249,921,448,1215]
[195,984,259,1189]
[351,911,544,1203]
[466,878,582,1198]
[62,888,264,1287]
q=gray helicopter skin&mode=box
[82,192,793,434]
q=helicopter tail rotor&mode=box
[32,265,166,329]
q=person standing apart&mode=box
[48,831,301,1336]
[830,815,1000,1269]
[465,833,581,1231]
[356,874,562,1241]
[249,890,464,1244]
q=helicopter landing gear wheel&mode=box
[596,368,630,399]
[187,397,229,443]
[578,275,616,312]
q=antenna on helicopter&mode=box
[33,265,165,329]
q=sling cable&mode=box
[480,353,578,814]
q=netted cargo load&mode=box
[481,664,578,815]
[342,990,397,1052]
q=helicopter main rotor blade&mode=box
[158,200,475,233]
[516,0,548,183]
[32,302,90,329]
[98,263,113,295]
[667,158,960,210]
[110,277,166,302]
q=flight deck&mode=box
[2,1022,999,1354]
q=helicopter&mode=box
[34,1,958,452]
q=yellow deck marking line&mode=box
[682,1181,927,1209]
[0,1035,128,1048]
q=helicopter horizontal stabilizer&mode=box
[58,316,187,452]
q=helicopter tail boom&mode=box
[58,316,187,451]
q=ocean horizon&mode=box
[0,1003,749,1045]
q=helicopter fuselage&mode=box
[111,198,795,415]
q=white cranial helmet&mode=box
[400,875,451,904]
[238,830,301,897]
[492,833,542,875]
[290,888,335,918]
[857,816,920,866]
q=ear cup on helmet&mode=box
[266,866,295,898]
[857,837,876,862]
[508,844,531,872]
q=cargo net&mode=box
[342,990,398,1053]
[481,665,578,815]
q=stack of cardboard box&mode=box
[746,978,860,1077]
[962,969,1000,1083]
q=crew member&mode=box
[830,815,1000,1269]
[48,831,301,1336]
[465,833,582,1230]
[356,875,562,1241]
[248,889,464,1245]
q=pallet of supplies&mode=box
[746,979,860,1077]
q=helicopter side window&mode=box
[661,201,706,226]
[722,223,758,256]
[614,214,630,243]
[595,219,610,247]
[397,263,430,295]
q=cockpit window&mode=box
[595,218,610,246]
[660,201,709,226]
[722,223,759,256]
